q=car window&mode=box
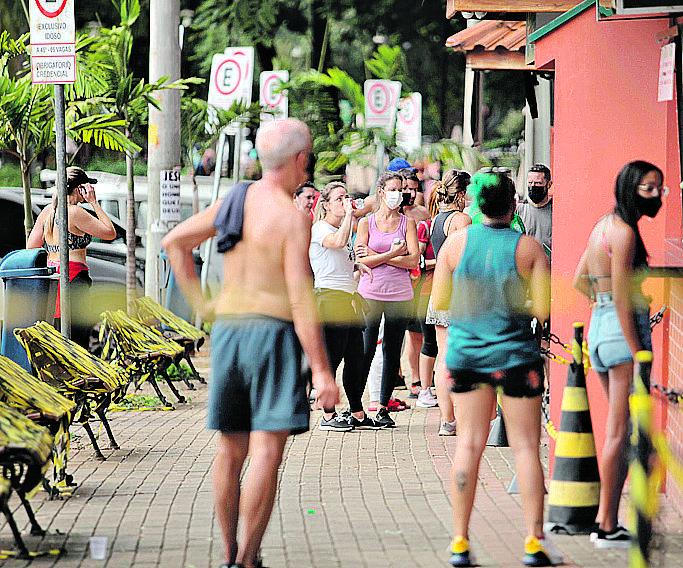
[136,201,147,229]
[99,199,120,219]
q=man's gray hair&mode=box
[255,118,311,172]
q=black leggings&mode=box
[316,289,366,413]
[361,299,412,406]
[322,323,365,413]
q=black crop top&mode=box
[44,217,92,252]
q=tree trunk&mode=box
[125,149,137,314]
[191,171,199,216]
[21,156,34,242]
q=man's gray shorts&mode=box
[208,315,310,434]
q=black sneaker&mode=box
[594,525,631,549]
[374,407,395,428]
[349,413,385,430]
[394,373,407,390]
[319,413,353,432]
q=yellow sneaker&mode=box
[449,536,475,567]
[523,535,563,566]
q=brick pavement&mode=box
[0,346,681,567]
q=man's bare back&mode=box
[215,181,310,321]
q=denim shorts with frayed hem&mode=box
[587,293,652,374]
[208,315,310,435]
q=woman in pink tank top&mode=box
[354,172,419,427]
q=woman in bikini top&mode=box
[572,160,666,545]
[27,167,116,347]
[27,167,116,266]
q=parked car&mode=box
[0,190,135,325]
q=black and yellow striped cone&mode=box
[629,351,656,568]
[486,398,509,447]
[546,322,600,535]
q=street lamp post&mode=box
[146,0,181,302]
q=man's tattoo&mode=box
[456,471,467,492]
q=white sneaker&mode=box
[439,421,456,436]
[416,388,438,408]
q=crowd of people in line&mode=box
[161,118,666,568]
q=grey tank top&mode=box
[431,211,455,258]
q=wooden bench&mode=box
[0,356,76,496]
[0,401,61,558]
[133,296,206,388]
[14,321,127,461]
[99,310,187,408]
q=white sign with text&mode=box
[160,169,182,224]
[29,0,76,84]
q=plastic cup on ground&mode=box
[89,536,108,560]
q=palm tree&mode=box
[92,0,199,312]
[0,31,136,239]
[180,97,263,214]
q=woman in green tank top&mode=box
[432,173,559,567]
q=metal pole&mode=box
[54,85,70,339]
[375,134,384,189]
[232,127,242,186]
[199,129,227,295]
[146,0,181,302]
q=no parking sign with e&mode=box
[396,93,422,153]
[208,47,254,110]
[364,80,401,133]
[259,71,289,122]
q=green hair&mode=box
[466,172,499,208]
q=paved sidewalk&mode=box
[0,346,682,567]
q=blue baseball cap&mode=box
[387,157,413,172]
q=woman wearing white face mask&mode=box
[355,172,420,427]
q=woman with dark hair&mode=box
[426,169,471,435]
[433,172,559,567]
[355,171,420,428]
[309,181,381,431]
[573,160,664,548]
[294,181,318,219]
[27,167,116,347]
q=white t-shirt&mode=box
[309,221,357,294]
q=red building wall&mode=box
[534,9,682,511]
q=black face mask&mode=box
[528,185,548,204]
[636,194,662,218]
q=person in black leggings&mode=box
[310,182,383,431]
[355,172,420,428]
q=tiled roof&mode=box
[446,20,526,53]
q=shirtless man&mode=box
[162,119,339,568]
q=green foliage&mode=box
[412,140,491,174]
[365,45,410,89]
[180,97,263,169]
[495,109,525,145]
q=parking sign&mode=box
[364,80,401,133]
[208,48,254,110]
[260,71,289,122]
[396,93,422,153]
[29,0,76,84]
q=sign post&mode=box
[259,71,289,122]
[364,80,401,177]
[396,92,422,154]
[30,0,76,339]
[201,47,254,297]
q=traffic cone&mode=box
[545,323,600,535]
[486,397,509,447]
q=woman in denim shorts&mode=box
[574,160,665,549]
